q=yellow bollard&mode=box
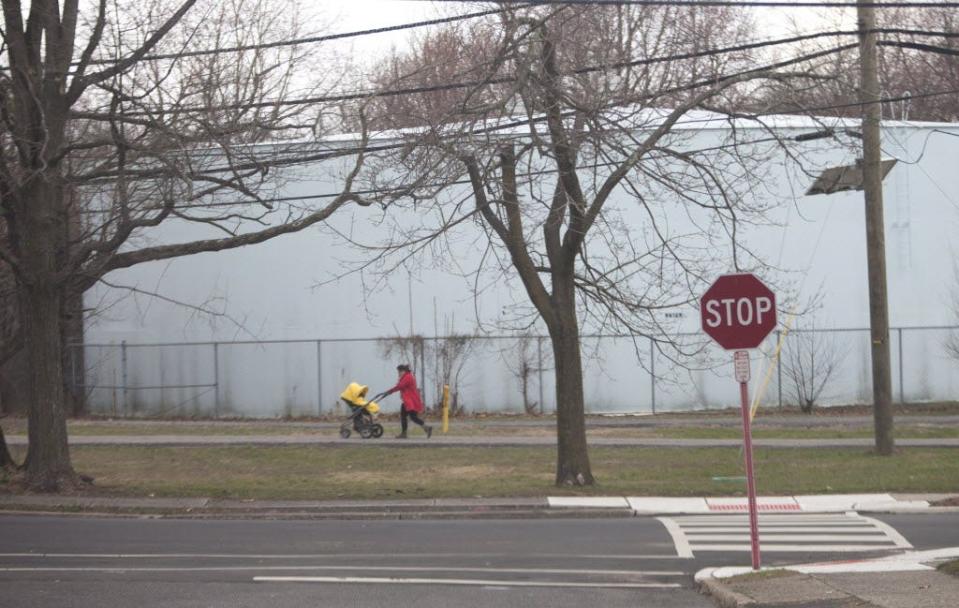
[442,384,450,433]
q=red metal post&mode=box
[740,379,761,570]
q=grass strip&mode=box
[938,559,959,578]
[4,445,953,501]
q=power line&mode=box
[67,17,959,181]
[428,1,959,8]
[76,43,959,184]
[77,24,959,118]
[81,130,793,214]
[91,8,507,64]
[879,40,959,55]
[85,29,863,116]
[766,86,959,116]
[0,8,504,72]
[96,84,959,211]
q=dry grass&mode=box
[937,559,959,578]
[2,444,953,501]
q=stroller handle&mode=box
[370,391,388,402]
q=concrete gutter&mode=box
[1,493,955,520]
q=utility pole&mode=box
[857,0,895,455]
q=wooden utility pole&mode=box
[857,0,895,455]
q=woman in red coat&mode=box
[385,364,432,439]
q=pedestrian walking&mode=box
[385,364,432,439]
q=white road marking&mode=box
[0,565,685,577]
[676,516,872,523]
[858,515,914,549]
[0,552,687,560]
[682,534,899,543]
[656,517,693,558]
[657,513,913,556]
[679,520,875,526]
[690,544,914,553]
[252,576,682,589]
[684,527,880,533]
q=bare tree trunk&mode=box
[61,288,86,417]
[0,426,16,470]
[22,284,77,490]
[19,180,78,491]
[549,283,593,486]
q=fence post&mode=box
[537,336,545,414]
[121,340,129,416]
[898,327,904,405]
[420,341,428,412]
[649,336,656,415]
[316,340,323,416]
[212,342,220,418]
[776,330,783,408]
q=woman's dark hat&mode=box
[396,364,411,372]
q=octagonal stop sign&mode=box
[700,273,777,350]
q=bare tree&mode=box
[379,335,426,378]
[352,4,825,486]
[756,7,959,121]
[428,331,475,415]
[0,0,372,491]
[782,327,848,413]
[367,18,511,130]
[942,265,959,363]
[504,333,546,415]
[946,326,959,363]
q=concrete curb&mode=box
[0,495,636,520]
[695,568,756,607]
[0,493,954,520]
[0,507,635,521]
[606,494,958,515]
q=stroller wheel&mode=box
[359,426,374,439]
[339,427,351,439]
[371,424,384,438]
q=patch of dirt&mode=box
[726,568,798,584]
[930,496,959,507]
[330,464,504,485]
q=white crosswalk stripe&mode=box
[657,513,913,557]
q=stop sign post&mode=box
[701,273,777,571]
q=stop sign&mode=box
[701,273,777,350]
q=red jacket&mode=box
[388,371,424,413]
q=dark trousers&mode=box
[400,406,425,432]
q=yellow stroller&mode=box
[339,383,385,439]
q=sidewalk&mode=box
[5,433,959,447]
[569,493,955,514]
[697,548,959,608]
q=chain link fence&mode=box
[72,325,959,418]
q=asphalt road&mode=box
[2,513,958,608]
